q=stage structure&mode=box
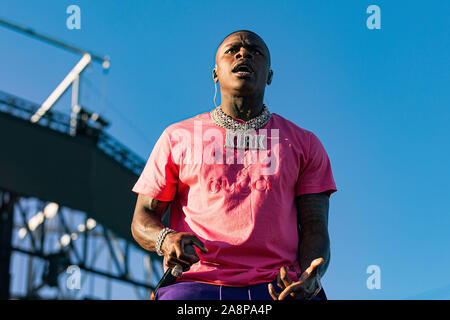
[0,90,165,299]
[0,19,165,299]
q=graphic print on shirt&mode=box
[170,120,280,174]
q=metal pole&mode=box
[31,54,91,124]
[0,18,109,65]
[0,192,15,299]
[70,75,80,136]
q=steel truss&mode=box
[0,190,163,300]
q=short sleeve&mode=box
[295,132,337,197]
[132,129,179,201]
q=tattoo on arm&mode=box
[131,195,171,252]
[297,192,329,234]
[296,192,331,277]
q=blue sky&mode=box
[1,0,449,299]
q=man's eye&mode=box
[252,48,264,55]
[226,47,262,55]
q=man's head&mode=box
[213,30,273,97]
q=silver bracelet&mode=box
[155,227,175,256]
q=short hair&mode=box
[215,30,271,67]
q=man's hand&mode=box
[161,232,208,271]
[268,258,323,300]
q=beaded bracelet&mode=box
[155,227,175,256]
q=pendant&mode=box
[224,131,267,150]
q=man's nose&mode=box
[235,47,253,59]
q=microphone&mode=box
[150,244,197,299]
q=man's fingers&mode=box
[304,258,323,280]
[276,272,284,290]
[173,246,195,264]
[180,244,200,265]
[275,259,324,301]
[278,283,301,301]
[268,283,279,300]
[299,257,324,282]
[189,236,209,254]
[298,270,310,283]
[169,247,193,271]
[279,266,293,289]
[310,258,324,270]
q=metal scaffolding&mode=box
[0,189,163,300]
[0,91,166,299]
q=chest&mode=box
[177,136,303,195]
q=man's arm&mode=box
[131,193,171,252]
[296,191,331,278]
[131,194,208,271]
[268,191,332,299]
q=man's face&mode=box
[215,32,271,97]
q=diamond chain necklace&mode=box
[210,104,271,132]
[210,105,271,150]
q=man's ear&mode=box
[267,69,273,85]
[212,65,218,83]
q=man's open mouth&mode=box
[232,61,254,77]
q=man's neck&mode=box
[220,93,264,121]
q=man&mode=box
[131,30,337,300]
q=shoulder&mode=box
[270,112,315,142]
[269,113,331,158]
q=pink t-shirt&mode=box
[132,109,337,286]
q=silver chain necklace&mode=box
[211,105,271,150]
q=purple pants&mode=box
[154,280,327,300]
